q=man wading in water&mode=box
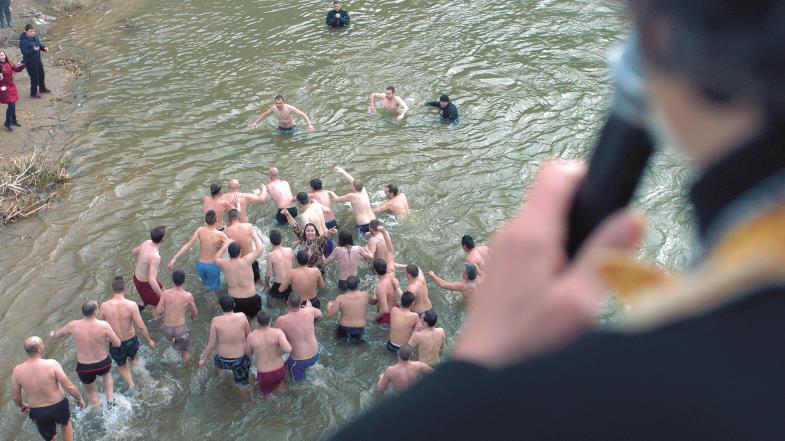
[249,95,315,133]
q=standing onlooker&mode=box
[0,0,12,29]
[0,50,25,132]
[19,24,50,99]
[326,1,350,28]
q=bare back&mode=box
[467,245,491,271]
[134,240,160,282]
[331,246,365,279]
[389,194,410,217]
[408,277,432,313]
[67,319,115,364]
[12,359,66,408]
[100,298,139,341]
[374,274,399,315]
[222,257,257,298]
[159,287,195,326]
[289,267,322,301]
[198,227,226,263]
[275,307,320,359]
[349,190,375,225]
[301,203,327,235]
[225,223,255,257]
[389,307,419,345]
[385,361,431,393]
[310,190,335,222]
[247,327,288,372]
[410,327,445,366]
[335,291,371,327]
[369,233,393,270]
[268,180,295,209]
[213,313,249,359]
[204,196,232,228]
[268,246,294,283]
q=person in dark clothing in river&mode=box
[19,24,49,98]
[329,1,785,440]
[425,94,459,125]
[326,1,350,28]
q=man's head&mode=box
[384,184,399,198]
[172,270,186,286]
[210,183,222,197]
[274,95,285,109]
[151,226,166,244]
[398,344,413,361]
[204,210,217,226]
[464,264,479,281]
[228,242,241,258]
[401,291,415,308]
[82,301,98,317]
[385,86,395,100]
[227,208,240,224]
[256,309,271,327]
[352,179,364,192]
[24,336,44,357]
[112,276,125,294]
[228,179,240,191]
[338,229,353,247]
[406,264,419,280]
[219,294,234,312]
[373,258,387,275]
[268,167,280,179]
[422,309,438,328]
[438,94,450,109]
[296,250,309,266]
[269,229,282,246]
[310,178,323,191]
[461,235,475,251]
[24,24,35,38]
[296,192,309,206]
[346,275,359,291]
[333,1,342,11]
[369,219,382,233]
[288,292,302,309]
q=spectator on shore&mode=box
[0,0,12,28]
[19,24,50,98]
[0,50,25,132]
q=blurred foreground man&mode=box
[330,1,785,439]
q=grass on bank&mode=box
[0,150,69,225]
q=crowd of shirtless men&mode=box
[11,155,487,441]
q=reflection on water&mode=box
[0,0,696,439]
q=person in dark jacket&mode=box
[19,23,50,98]
[425,94,459,125]
[326,1,350,28]
[0,0,12,28]
[328,1,785,440]
[0,50,25,131]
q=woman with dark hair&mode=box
[281,209,334,274]
[0,50,25,132]
[324,229,372,291]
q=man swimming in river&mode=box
[267,167,298,225]
[132,226,166,309]
[155,270,197,363]
[369,86,409,123]
[249,95,315,133]
[168,210,228,291]
[329,166,376,235]
[373,184,410,218]
[327,276,376,343]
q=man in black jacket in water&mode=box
[425,94,459,125]
[326,1,350,28]
[329,0,785,439]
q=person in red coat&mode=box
[0,50,25,132]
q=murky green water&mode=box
[0,0,697,439]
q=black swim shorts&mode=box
[75,356,112,384]
[29,397,70,441]
[109,336,140,366]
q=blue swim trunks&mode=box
[196,261,221,291]
[285,348,321,382]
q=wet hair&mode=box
[274,95,284,101]
[269,229,282,246]
[151,226,166,243]
[346,275,359,290]
[465,264,479,281]
[461,235,475,250]
[288,292,302,308]
[296,249,309,266]
[401,291,415,308]
[25,24,34,31]
[398,344,413,361]
[310,179,323,190]
[210,183,222,197]
[82,301,98,317]
[386,86,395,93]
[406,264,419,278]
[297,192,309,205]
[369,219,382,231]
[228,242,241,258]
[204,210,217,225]
[373,258,388,275]
[386,184,399,196]
[24,338,42,355]
[219,294,235,312]
[111,276,125,293]
[172,270,186,286]
[338,229,354,247]
[256,309,271,326]
[423,309,438,327]
[227,209,240,221]
[352,179,364,191]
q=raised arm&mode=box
[54,362,86,410]
[245,184,268,204]
[428,271,463,292]
[168,229,200,269]
[288,105,315,132]
[249,107,274,129]
[132,307,156,349]
[199,320,218,367]
[330,191,352,203]
[214,238,231,267]
[333,166,356,185]
[245,229,265,263]
[49,321,72,339]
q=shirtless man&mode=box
[327,276,376,343]
[372,259,402,325]
[367,221,396,271]
[386,292,419,353]
[155,270,197,362]
[407,310,445,366]
[330,166,376,235]
[49,301,121,408]
[376,345,433,397]
[462,234,491,272]
[204,183,234,229]
[249,95,315,133]
[369,86,409,123]
[275,293,323,382]
[215,232,265,320]
[267,167,298,225]
[265,229,294,302]
[222,179,268,223]
[428,264,479,307]
[245,310,292,396]
[99,276,156,390]
[277,250,325,308]
[225,209,264,283]
[199,295,252,387]
[309,179,338,230]
[168,210,228,292]
[373,184,410,218]
[323,229,373,291]
[405,264,432,313]
[12,337,85,441]
[132,226,166,309]
[296,191,328,235]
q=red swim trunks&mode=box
[133,273,163,306]
[257,365,286,395]
[376,313,391,325]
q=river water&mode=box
[0,0,697,439]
